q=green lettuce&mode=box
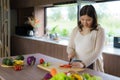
[82,73,102,80]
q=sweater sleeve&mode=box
[67,27,78,55]
[83,27,105,67]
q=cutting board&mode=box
[1,64,13,68]
[37,62,84,73]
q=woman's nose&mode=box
[83,20,87,24]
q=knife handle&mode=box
[69,58,72,65]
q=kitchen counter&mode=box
[103,45,120,56]
[0,53,120,80]
[11,35,120,77]
[16,35,120,56]
[18,35,69,46]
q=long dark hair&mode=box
[78,5,98,31]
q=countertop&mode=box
[15,35,120,56]
[0,53,120,80]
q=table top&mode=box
[0,53,120,80]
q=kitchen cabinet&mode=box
[17,7,34,26]
[103,53,120,77]
[11,35,68,61]
[10,0,76,8]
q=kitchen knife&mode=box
[69,58,72,65]
[72,59,82,62]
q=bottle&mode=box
[29,30,34,36]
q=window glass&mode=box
[46,3,77,39]
[46,1,120,46]
[80,1,120,45]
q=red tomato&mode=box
[39,58,45,64]
[60,64,72,68]
[14,65,22,71]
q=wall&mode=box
[10,7,34,36]
[34,6,45,37]
[10,6,45,36]
[17,7,34,26]
[10,10,17,35]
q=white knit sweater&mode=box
[67,25,105,72]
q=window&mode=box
[46,3,77,39]
[45,1,120,46]
[80,1,120,45]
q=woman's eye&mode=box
[81,19,85,21]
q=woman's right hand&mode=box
[68,53,75,60]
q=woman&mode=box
[67,5,105,72]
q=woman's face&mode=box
[80,15,93,28]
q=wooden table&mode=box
[0,53,120,80]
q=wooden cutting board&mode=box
[37,62,84,73]
[1,64,13,68]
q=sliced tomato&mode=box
[60,64,72,68]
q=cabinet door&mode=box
[0,0,10,57]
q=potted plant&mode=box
[49,25,58,40]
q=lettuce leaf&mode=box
[82,73,102,80]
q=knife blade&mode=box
[69,58,72,65]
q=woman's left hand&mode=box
[71,62,84,68]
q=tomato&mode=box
[14,65,22,71]
[39,58,45,64]
[60,64,72,68]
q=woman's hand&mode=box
[68,53,75,60]
[71,62,84,68]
